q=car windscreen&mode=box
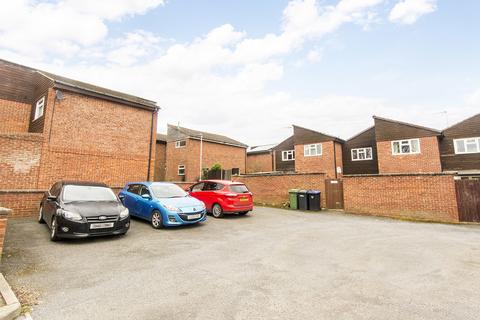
[62,185,117,202]
[150,184,187,198]
[229,184,249,193]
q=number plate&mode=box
[188,214,201,220]
[239,197,249,202]
[90,222,114,229]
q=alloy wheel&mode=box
[151,211,163,229]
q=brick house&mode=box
[164,125,247,182]
[246,144,275,173]
[267,125,344,178]
[343,116,443,175]
[440,113,480,178]
[0,59,158,217]
[154,134,167,181]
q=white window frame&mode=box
[304,143,322,157]
[178,165,186,176]
[454,137,480,154]
[33,96,45,121]
[281,150,295,161]
[351,147,373,161]
[391,139,421,155]
[175,140,186,148]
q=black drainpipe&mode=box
[146,108,157,181]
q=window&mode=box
[33,96,45,121]
[62,185,117,202]
[150,184,187,198]
[391,139,420,155]
[282,150,295,161]
[139,186,151,197]
[127,184,141,195]
[454,137,480,154]
[229,184,249,193]
[191,182,205,192]
[231,168,240,175]
[203,182,224,191]
[351,147,373,161]
[178,165,186,176]
[304,143,322,156]
[175,140,186,148]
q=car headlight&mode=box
[60,209,83,221]
[163,204,181,213]
[120,207,129,220]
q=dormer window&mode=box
[175,140,186,148]
[33,96,45,121]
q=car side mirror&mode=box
[118,194,125,199]
[47,195,57,202]
[141,194,151,200]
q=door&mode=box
[189,182,206,203]
[455,179,480,222]
[325,179,344,210]
[124,184,141,216]
[136,185,153,219]
[44,182,61,225]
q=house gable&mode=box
[343,126,379,175]
[374,116,441,141]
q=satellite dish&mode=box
[55,90,63,100]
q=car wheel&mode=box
[38,205,45,224]
[238,211,249,216]
[212,204,224,218]
[50,216,59,241]
[151,210,164,229]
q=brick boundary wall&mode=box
[0,190,45,218]
[343,173,459,223]
[233,172,327,207]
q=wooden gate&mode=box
[325,179,344,209]
[455,179,480,222]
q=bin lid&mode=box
[307,190,321,194]
[289,189,300,193]
[297,189,308,193]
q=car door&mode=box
[135,185,153,219]
[200,182,217,211]
[189,182,205,201]
[124,184,141,216]
[43,182,61,226]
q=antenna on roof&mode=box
[177,121,180,129]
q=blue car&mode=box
[119,182,206,228]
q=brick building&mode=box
[154,134,167,181]
[164,125,247,182]
[246,144,275,173]
[0,59,158,217]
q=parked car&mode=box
[187,180,253,218]
[38,181,130,241]
[119,182,206,228]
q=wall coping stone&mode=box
[0,207,11,216]
[236,172,326,178]
[344,172,456,178]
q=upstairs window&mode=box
[454,137,480,154]
[391,139,420,155]
[351,147,373,161]
[175,140,186,148]
[282,150,295,161]
[178,165,186,176]
[304,143,322,157]
[33,96,45,121]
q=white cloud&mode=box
[0,0,164,57]
[389,0,437,25]
[466,88,480,107]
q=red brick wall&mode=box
[246,153,273,173]
[344,174,459,223]
[0,191,44,218]
[154,142,166,181]
[0,133,43,189]
[166,139,246,182]
[234,172,326,207]
[377,136,442,174]
[36,89,157,189]
[0,98,31,133]
[295,141,338,178]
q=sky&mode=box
[1,0,479,146]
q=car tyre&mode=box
[38,205,45,224]
[212,204,224,218]
[238,211,249,216]
[50,216,59,241]
[151,210,164,229]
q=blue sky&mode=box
[1,0,479,145]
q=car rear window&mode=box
[229,184,249,193]
[63,185,117,202]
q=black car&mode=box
[38,181,130,241]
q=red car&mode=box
[187,180,253,218]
